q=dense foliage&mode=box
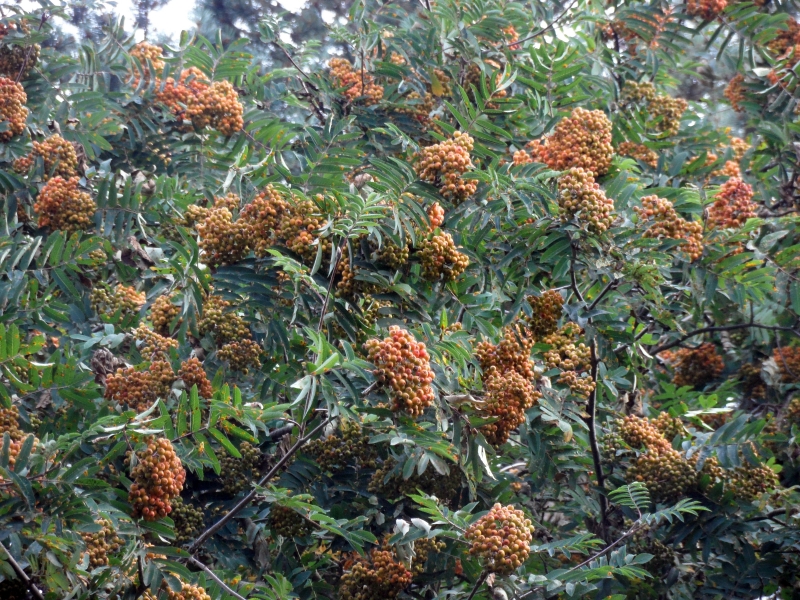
[3,0,800,598]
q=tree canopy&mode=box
[2,0,800,599]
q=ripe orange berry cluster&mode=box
[634,195,703,261]
[542,322,595,396]
[129,41,165,82]
[480,366,540,445]
[533,108,614,176]
[150,294,181,334]
[178,357,213,398]
[476,325,535,380]
[275,198,332,266]
[0,76,27,141]
[773,346,800,383]
[34,176,96,232]
[81,519,123,569]
[217,339,262,374]
[616,414,672,452]
[557,167,615,234]
[364,326,436,417]
[417,231,470,282]
[730,137,749,161]
[14,134,79,179]
[618,141,658,168]
[414,132,477,203]
[712,159,741,178]
[105,359,175,412]
[329,57,384,106]
[91,284,146,320]
[197,205,252,267]
[186,79,244,136]
[0,20,39,79]
[651,412,684,442]
[668,343,724,388]
[766,18,800,56]
[525,289,563,339]
[239,184,290,257]
[197,293,250,344]
[687,0,727,21]
[159,580,212,600]
[269,505,312,538]
[129,438,186,521]
[306,420,377,472]
[427,202,445,229]
[465,503,533,574]
[724,74,746,112]
[706,177,756,229]
[340,547,413,600]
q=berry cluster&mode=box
[0,20,39,79]
[104,361,174,412]
[150,294,181,334]
[374,239,410,271]
[417,231,470,282]
[171,497,204,544]
[411,538,446,576]
[91,284,146,320]
[329,58,384,106]
[129,438,186,521]
[634,195,704,261]
[603,11,671,54]
[630,534,675,576]
[706,177,756,230]
[730,137,749,161]
[129,41,165,82]
[0,76,27,141]
[414,132,477,203]
[14,135,79,179]
[687,0,727,21]
[159,580,212,600]
[525,289,563,339]
[239,184,290,257]
[269,505,312,538]
[480,366,540,445]
[647,94,688,137]
[724,74,746,112]
[651,412,684,442]
[275,198,332,266]
[81,519,123,569]
[427,202,445,229]
[198,293,250,344]
[535,108,614,176]
[542,323,595,396]
[133,324,179,359]
[217,339,262,373]
[618,141,658,168]
[197,206,252,267]
[668,343,724,388]
[773,346,800,383]
[464,61,507,108]
[465,503,533,574]
[306,420,377,472]
[730,460,780,501]
[767,19,800,56]
[340,546,413,600]
[368,457,462,505]
[34,176,96,232]
[364,326,436,417]
[557,167,615,234]
[476,325,535,380]
[0,406,33,474]
[220,442,261,495]
[740,363,766,399]
[178,357,213,398]
[622,81,657,104]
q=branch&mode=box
[585,339,608,535]
[509,0,579,47]
[649,323,800,355]
[466,571,488,600]
[187,416,332,553]
[587,279,618,312]
[0,540,45,600]
[569,241,585,305]
[317,238,346,334]
[188,556,247,600]
[271,41,327,123]
[15,12,48,84]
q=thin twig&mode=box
[15,12,48,84]
[188,556,247,600]
[466,571,488,600]
[188,417,332,553]
[317,238,346,333]
[587,279,618,312]
[585,339,608,535]
[271,42,327,122]
[0,540,45,600]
